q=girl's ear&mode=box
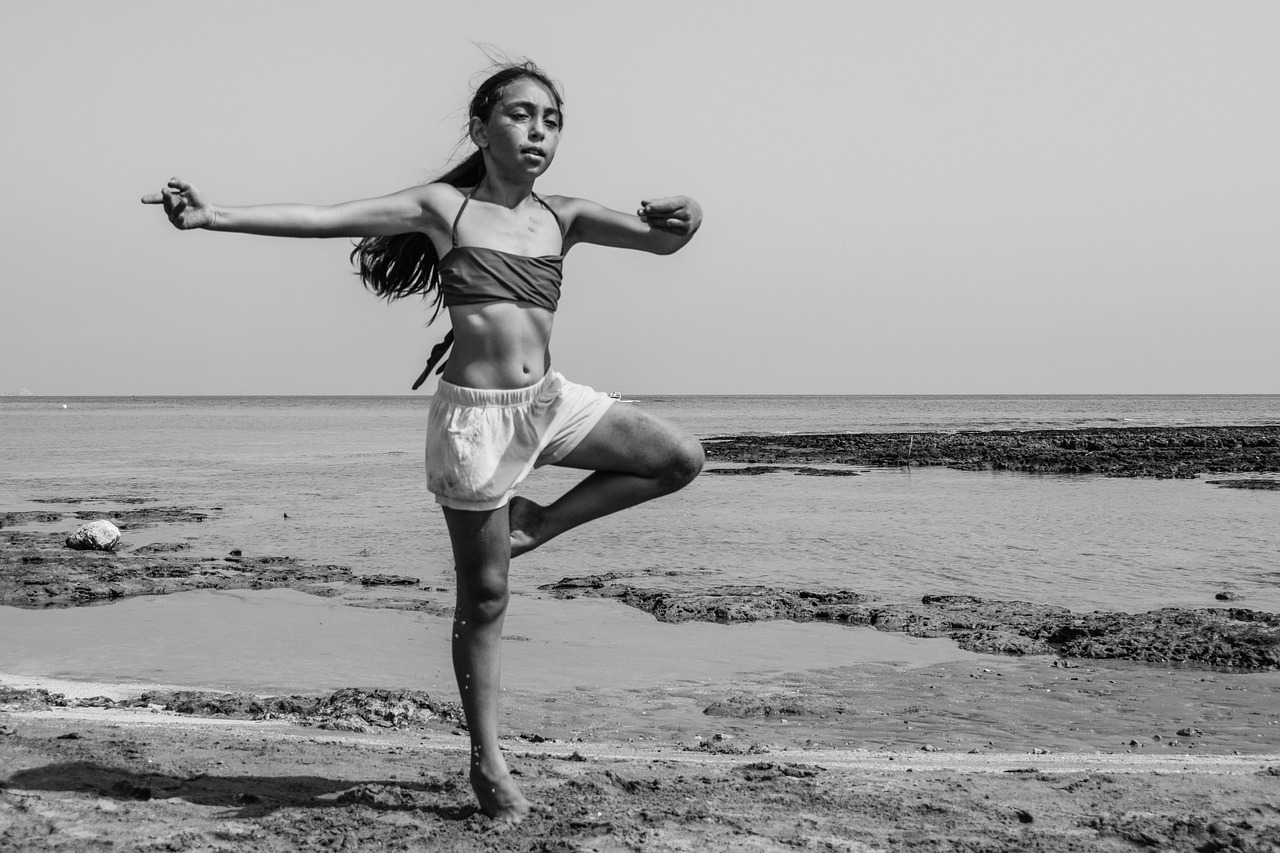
[469,116,489,149]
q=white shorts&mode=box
[425,370,615,511]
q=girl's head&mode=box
[467,63,565,178]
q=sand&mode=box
[3,658,1279,852]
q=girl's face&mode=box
[473,79,562,179]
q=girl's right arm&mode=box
[141,178,451,239]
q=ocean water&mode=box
[2,394,1278,610]
[2,395,1278,697]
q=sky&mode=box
[2,1,1277,395]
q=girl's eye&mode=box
[511,112,529,121]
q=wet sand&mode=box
[3,662,1279,852]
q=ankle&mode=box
[470,743,507,775]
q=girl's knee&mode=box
[454,557,511,624]
[661,434,704,490]
[457,580,510,624]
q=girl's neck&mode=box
[473,174,537,210]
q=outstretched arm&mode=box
[555,195,702,255]
[140,178,448,239]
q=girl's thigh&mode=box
[556,403,702,476]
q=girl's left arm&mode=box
[555,195,702,255]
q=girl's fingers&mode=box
[140,193,163,204]
[642,211,688,224]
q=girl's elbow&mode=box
[655,235,694,255]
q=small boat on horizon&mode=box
[607,392,637,403]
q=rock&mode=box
[704,466,859,477]
[320,716,369,733]
[704,426,1280,479]
[1,530,359,608]
[1215,591,1242,601]
[131,542,190,554]
[358,574,419,586]
[1206,479,1280,490]
[72,507,210,527]
[129,687,463,730]
[310,688,464,729]
[65,520,120,551]
[539,578,1280,670]
[1056,608,1280,669]
[954,628,1052,656]
[134,690,304,719]
[703,694,836,719]
[336,784,413,808]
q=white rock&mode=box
[65,520,121,551]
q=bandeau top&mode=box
[438,189,563,312]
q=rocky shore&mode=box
[540,576,1280,670]
[0,684,462,733]
[704,425,1280,478]
[1,506,373,607]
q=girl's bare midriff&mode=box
[442,302,554,389]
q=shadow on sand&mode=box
[3,760,475,820]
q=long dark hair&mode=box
[350,61,565,389]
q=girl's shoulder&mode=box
[399,182,470,226]
[534,193,595,221]
[536,192,582,207]
[418,182,468,205]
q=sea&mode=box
[1,394,1278,703]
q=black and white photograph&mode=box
[1,1,1278,850]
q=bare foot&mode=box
[470,763,532,822]
[508,496,544,558]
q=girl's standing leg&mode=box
[442,505,531,821]
[509,405,704,556]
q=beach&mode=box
[3,663,1279,851]
[3,416,1280,850]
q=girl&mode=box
[142,61,704,821]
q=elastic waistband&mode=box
[434,370,560,407]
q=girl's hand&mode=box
[638,196,702,236]
[141,178,214,230]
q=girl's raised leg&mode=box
[442,506,531,821]
[509,404,703,556]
